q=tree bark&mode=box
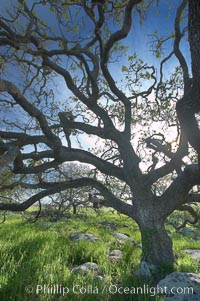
[140,224,174,267]
[176,0,200,163]
[137,208,174,267]
[72,204,77,215]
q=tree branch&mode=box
[161,164,200,214]
[174,204,198,229]
[0,130,48,147]
[0,78,61,152]
[146,133,188,184]
[173,0,190,89]
[0,177,137,219]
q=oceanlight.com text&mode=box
[24,283,194,297]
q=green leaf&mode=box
[121,65,128,72]
[41,20,46,27]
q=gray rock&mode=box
[136,244,142,249]
[109,249,123,261]
[69,233,100,242]
[39,222,56,227]
[184,249,200,262]
[72,262,99,275]
[135,261,152,279]
[98,221,116,230]
[157,272,200,301]
[112,232,136,244]
[179,228,200,240]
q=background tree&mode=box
[46,163,92,217]
[0,0,200,270]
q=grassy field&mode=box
[0,209,199,301]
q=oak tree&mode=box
[0,0,200,269]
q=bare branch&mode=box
[0,78,61,151]
[146,133,188,184]
[161,164,200,214]
[173,0,190,89]
[0,177,136,219]
[174,204,198,229]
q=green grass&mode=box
[0,210,199,300]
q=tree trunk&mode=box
[72,204,77,215]
[138,212,174,267]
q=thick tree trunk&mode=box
[140,223,174,267]
[137,209,174,267]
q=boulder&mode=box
[69,233,100,242]
[39,222,56,227]
[98,221,116,230]
[112,232,136,244]
[178,228,200,240]
[157,272,200,301]
[109,249,123,261]
[135,261,152,279]
[72,262,99,275]
[184,249,200,262]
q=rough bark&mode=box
[135,200,174,267]
[140,222,174,267]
